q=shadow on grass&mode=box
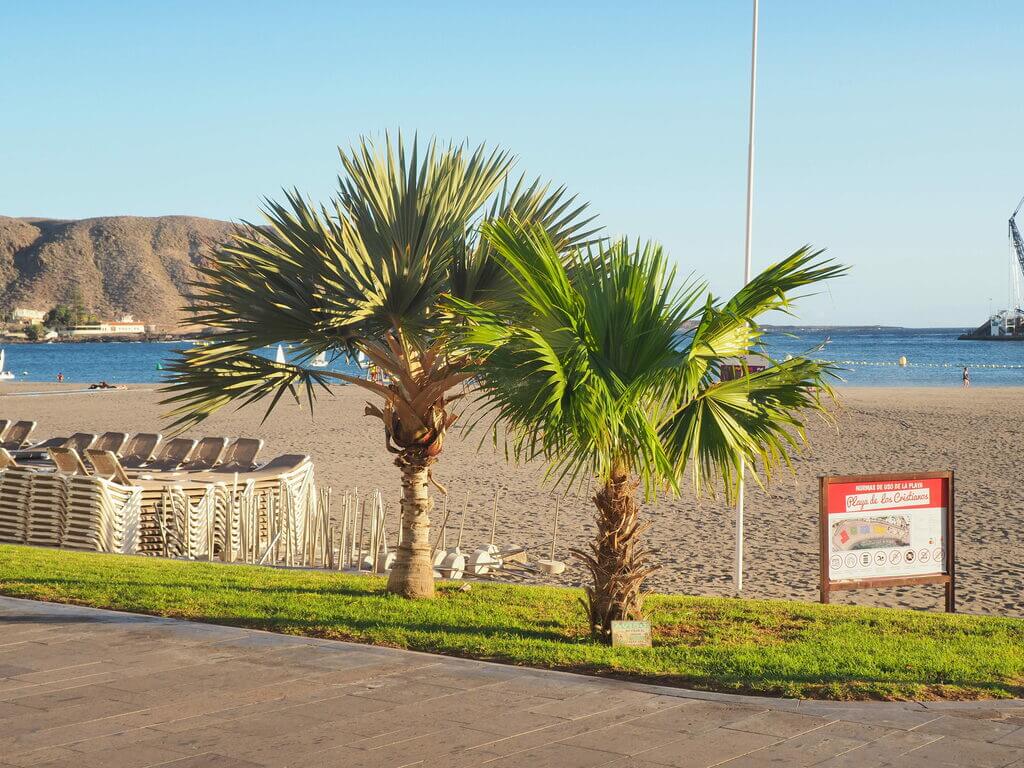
[7,575,385,599]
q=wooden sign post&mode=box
[819,471,955,612]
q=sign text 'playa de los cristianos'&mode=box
[818,472,955,612]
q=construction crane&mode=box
[1011,196,1024,306]
[960,194,1024,339]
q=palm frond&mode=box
[659,355,839,502]
[450,221,695,495]
[450,176,601,307]
[164,132,560,430]
[161,348,351,432]
[451,219,846,502]
[678,247,848,396]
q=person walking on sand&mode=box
[962,366,970,388]
[56,372,63,383]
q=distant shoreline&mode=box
[762,325,972,332]
[0,334,200,345]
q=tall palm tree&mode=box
[160,134,597,599]
[447,221,847,640]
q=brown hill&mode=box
[0,215,237,329]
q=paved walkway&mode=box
[1,597,1023,768]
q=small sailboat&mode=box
[0,349,14,380]
[275,345,286,364]
[310,351,328,367]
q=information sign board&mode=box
[819,472,955,612]
[610,620,653,648]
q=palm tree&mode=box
[447,221,847,640]
[161,134,597,599]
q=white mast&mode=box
[735,0,759,595]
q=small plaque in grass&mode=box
[611,620,652,648]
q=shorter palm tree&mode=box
[448,221,846,641]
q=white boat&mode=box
[0,349,14,380]
[310,351,328,367]
[275,345,286,364]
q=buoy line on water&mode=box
[815,360,1024,369]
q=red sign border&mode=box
[819,471,955,613]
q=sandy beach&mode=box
[1,382,1021,618]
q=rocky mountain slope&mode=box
[0,215,237,328]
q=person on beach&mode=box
[56,372,63,383]
[962,366,970,388]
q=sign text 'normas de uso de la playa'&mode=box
[819,471,955,612]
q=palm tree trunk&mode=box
[574,465,656,642]
[386,452,436,599]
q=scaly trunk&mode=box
[573,465,657,643]
[386,451,436,599]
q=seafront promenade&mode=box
[2,596,1023,768]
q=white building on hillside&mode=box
[11,308,46,323]
[68,314,147,336]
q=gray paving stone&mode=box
[793,704,945,731]
[723,709,834,737]
[444,699,688,761]
[480,742,620,768]
[74,743,195,768]
[894,735,1024,767]
[631,700,766,734]
[1,596,1021,768]
[915,713,1024,743]
[999,727,1024,747]
[529,690,666,720]
[811,728,942,767]
[557,722,691,755]
[0,746,82,768]
[159,756,265,768]
[630,728,780,767]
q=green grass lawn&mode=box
[0,543,1021,701]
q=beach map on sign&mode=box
[826,478,947,580]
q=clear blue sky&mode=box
[1,1,1020,326]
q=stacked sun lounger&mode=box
[64,475,141,554]
[0,468,33,544]
[25,471,68,548]
[0,420,323,564]
[141,457,315,562]
[149,482,228,560]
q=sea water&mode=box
[763,327,1024,387]
[0,341,365,387]
[0,329,1022,387]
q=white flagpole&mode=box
[736,0,759,595]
